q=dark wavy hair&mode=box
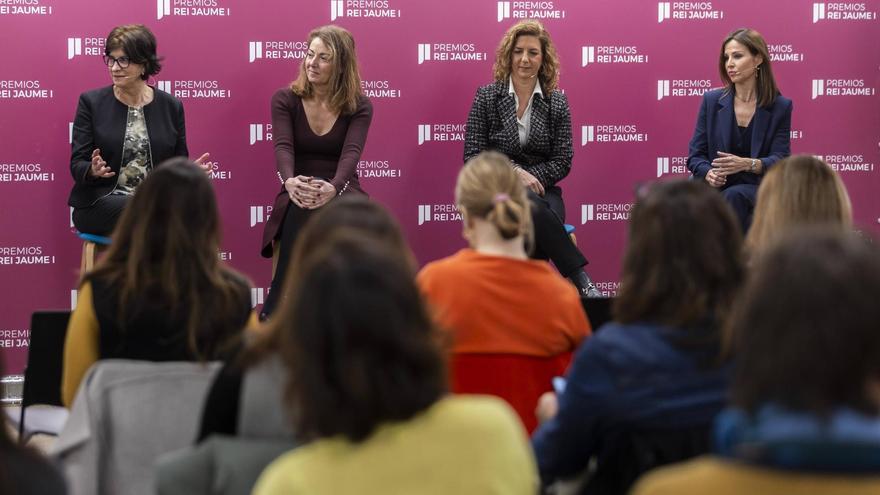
[729,228,880,415]
[614,180,744,329]
[105,24,163,80]
[277,233,447,442]
[84,159,250,360]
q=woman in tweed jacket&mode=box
[464,20,598,297]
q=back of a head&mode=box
[615,180,744,328]
[101,158,221,270]
[747,155,853,256]
[456,151,531,241]
[730,227,880,416]
[278,233,446,443]
[88,159,247,360]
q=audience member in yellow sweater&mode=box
[62,161,254,407]
[252,233,538,495]
[633,228,880,495]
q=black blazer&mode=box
[464,81,573,189]
[68,85,189,208]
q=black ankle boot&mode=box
[569,270,602,298]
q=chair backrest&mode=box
[580,296,613,332]
[580,425,712,495]
[450,353,571,433]
[54,360,222,495]
[155,435,295,495]
[22,311,70,408]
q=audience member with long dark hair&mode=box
[62,159,253,407]
[532,180,743,491]
[634,228,880,495]
[196,196,414,441]
[252,234,538,494]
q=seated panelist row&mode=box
[68,22,791,308]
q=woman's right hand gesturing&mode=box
[89,148,115,178]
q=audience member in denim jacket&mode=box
[532,180,744,487]
[634,228,880,495]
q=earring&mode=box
[755,66,760,78]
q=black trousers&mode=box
[529,187,588,277]
[261,203,315,318]
[72,194,129,236]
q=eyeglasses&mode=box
[102,55,132,68]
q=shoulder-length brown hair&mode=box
[277,233,447,442]
[290,25,363,115]
[614,180,744,329]
[718,28,779,108]
[493,20,560,92]
[746,155,852,259]
[83,159,250,360]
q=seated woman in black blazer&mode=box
[464,20,599,297]
[68,24,210,235]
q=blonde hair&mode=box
[493,20,560,92]
[456,151,532,243]
[290,25,362,115]
[746,155,852,257]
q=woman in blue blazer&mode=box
[687,28,792,232]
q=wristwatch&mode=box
[749,159,757,173]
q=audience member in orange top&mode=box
[418,150,590,357]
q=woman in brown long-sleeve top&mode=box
[260,25,373,318]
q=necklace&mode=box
[735,92,755,103]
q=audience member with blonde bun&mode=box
[418,150,590,364]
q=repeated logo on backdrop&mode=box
[156,0,231,19]
[0,0,877,374]
[0,0,54,15]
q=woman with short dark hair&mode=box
[253,235,538,494]
[532,180,743,491]
[634,228,880,495]
[69,24,210,235]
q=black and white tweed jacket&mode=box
[464,81,573,188]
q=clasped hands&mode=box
[285,176,336,210]
[705,151,752,188]
[88,148,214,178]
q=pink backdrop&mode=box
[1,0,878,373]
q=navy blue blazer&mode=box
[687,88,792,187]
